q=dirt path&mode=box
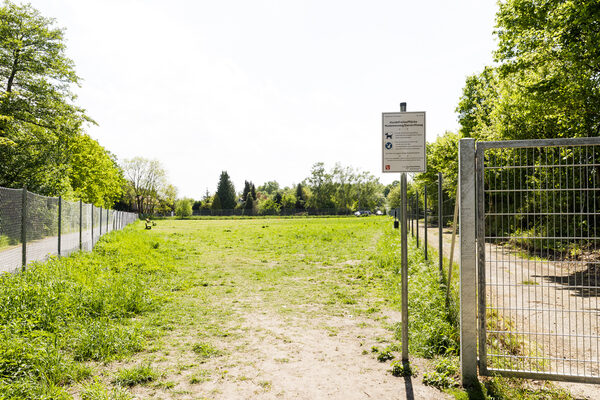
[416,221,600,398]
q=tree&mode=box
[0,1,93,195]
[250,183,257,200]
[215,171,236,209]
[273,192,283,205]
[242,180,251,202]
[305,162,335,210]
[243,193,255,215]
[69,134,124,207]
[258,180,280,195]
[295,183,306,209]
[211,194,222,211]
[175,198,192,219]
[122,157,167,214]
[458,0,600,141]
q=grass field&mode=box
[0,217,578,399]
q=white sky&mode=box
[28,0,498,199]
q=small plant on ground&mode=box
[113,363,160,387]
[192,342,221,358]
[422,356,459,389]
[81,379,133,400]
[376,346,395,362]
[390,360,417,377]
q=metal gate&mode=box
[460,137,600,384]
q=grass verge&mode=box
[369,229,575,399]
[0,223,178,398]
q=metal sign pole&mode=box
[383,101,426,363]
[401,172,409,361]
[399,101,409,362]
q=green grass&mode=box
[0,217,579,399]
[0,223,178,398]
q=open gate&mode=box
[460,137,600,384]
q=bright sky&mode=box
[29,0,498,199]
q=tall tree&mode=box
[121,157,167,214]
[0,1,93,194]
[242,180,251,202]
[458,0,600,140]
[215,171,236,209]
[295,183,306,210]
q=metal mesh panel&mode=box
[61,200,81,257]
[0,187,23,273]
[81,203,93,252]
[0,186,138,272]
[25,192,59,265]
[92,206,100,247]
[480,142,600,382]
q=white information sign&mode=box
[382,112,426,173]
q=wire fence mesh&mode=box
[0,186,138,274]
[478,140,600,382]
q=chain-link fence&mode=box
[0,186,138,274]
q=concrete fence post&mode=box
[459,138,478,386]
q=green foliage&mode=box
[258,180,280,195]
[215,171,236,210]
[0,1,124,204]
[458,0,600,140]
[70,134,124,207]
[305,162,384,212]
[175,198,193,219]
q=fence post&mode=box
[459,138,477,386]
[58,196,62,256]
[21,186,27,268]
[416,192,419,248]
[99,207,102,237]
[424,187,428,260]
[438,173,443,276]
[79,199,82,251]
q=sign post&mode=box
[382,103,426,362]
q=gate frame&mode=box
[460,136,600,385]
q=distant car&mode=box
[354,210,371,217]
[375,210,383,216]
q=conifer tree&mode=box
[242,180,251,202]
[215,171,236,209]
[251,183,257,200]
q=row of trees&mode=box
[180,163,386,217]
[0,2,177,213]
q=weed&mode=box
[376,347,395,362]
[189,369,211,384]
[422,357,459,389]
[192,342,221,358]
[390,360,417,377]
[81,379,133,400]
[113,363,160,387]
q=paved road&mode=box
[0,228,103,273]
